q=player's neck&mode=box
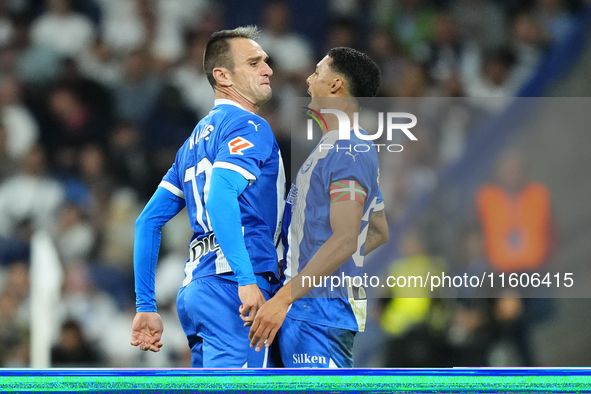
[321,99,359,136]
[214,88,259,114]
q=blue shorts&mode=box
[176,275,271,368]
[278,316,356,368]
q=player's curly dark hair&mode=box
[327,47,381,99]
[204,25,261,88]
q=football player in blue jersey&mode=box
[130,26,285,368]
[248,47,389,368]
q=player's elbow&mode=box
[135,211,158,242]
[336,233,359,256]
[135,206,163,234]
[345,241,358,257]
[371,213,389,248]
[135,210,147,231]
[379,226,390,246]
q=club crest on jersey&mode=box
[229,137,254,155]
[300,156,314,174]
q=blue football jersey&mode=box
[283,129,384,332]
[161,99,285,286]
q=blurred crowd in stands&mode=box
[0,0,584,367]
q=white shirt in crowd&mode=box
[31,11,95,57]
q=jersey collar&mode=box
[214,98,245,110]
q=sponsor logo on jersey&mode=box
[292,353,327,365]
[229,137,254,155]
[286,184,298,205]
[189,233,219,262]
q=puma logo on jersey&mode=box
[248,120,261,131]
[229,137,254,155]
[345,152,358,161]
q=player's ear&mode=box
[330,78,344,94]
[213,67,232,87]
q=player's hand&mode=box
[248,295,290,352]
[238,283,266,327]
[130,312,164,352]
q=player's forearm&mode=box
[134,216,161,312]
[364,210,389,255]
[206,168,256,286]
[364,225,389,256]
[364,231,387,255]
[135,187,185,312]
[275,200,363,303]
[277,233,358,304]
